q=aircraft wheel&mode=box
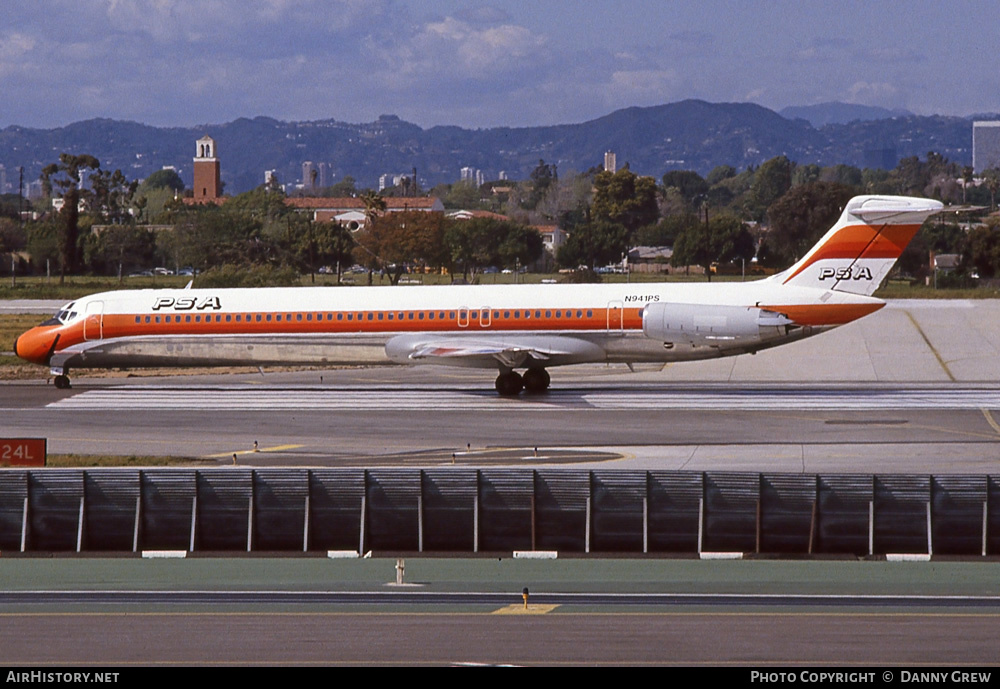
[522,368,550,394]
[53,374,71,390]
[495,372,523,396]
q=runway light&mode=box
[522,587,529,609]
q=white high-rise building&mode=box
[604,151,617,174]
[973,122,1000,173]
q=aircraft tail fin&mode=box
[777,195,943,296]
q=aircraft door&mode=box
[458,307,469,328]
[83,301,104,341]
[479,306,492,328]
[606,300,623,336]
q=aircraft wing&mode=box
[385,334,606,369]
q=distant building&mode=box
[498,171,508,181]
[532,224,565,254]
[264,170,277,187]
[379,173,410,191]
[302,161,317,189]
[460,167,485,186]
[192,135,221,202]
[285,196,444,229]
[973,121,1000,173]
[604,151,617,173]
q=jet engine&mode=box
[642,302,792,346]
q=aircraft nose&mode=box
[14,327,59,366]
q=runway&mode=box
[36,383,1000,411]
[3,379,1000,471]
[3,558,1000,665]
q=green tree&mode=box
[446,217,542,280]
[962,219,1000,279]
[25,221,61,273]
[706,165,736,186]
[557,220,629,270]
[353,211,448,285]
[591,168,659,235]
[745,155,793,221]
[84,225,156,278]
[90,168,138,225]
[142,169,185,192]
[40,153,100,283]
[661,170,708,204]
[983,168,1000,211]
[763,181,856,266]
[635,213,699,247]
[525,159,557,210]
[322,176,357,197]
[670,213,754,280]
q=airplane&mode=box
[15,195,942,395]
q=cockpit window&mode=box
[40,305,79,327]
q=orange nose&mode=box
[14,327,60,366]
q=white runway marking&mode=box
[44,386,1000,411]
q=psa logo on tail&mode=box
[818,266,873,282]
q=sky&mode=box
[2,0,998,130]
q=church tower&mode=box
[193,135,221,201]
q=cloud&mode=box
[846,81,900,105]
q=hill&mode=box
[0,100,975,194]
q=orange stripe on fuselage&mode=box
[33,307,648,355]
[763,302,884,326]
[783,223,921,283]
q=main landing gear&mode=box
[495,369,550,396]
